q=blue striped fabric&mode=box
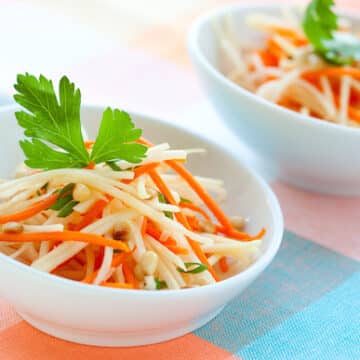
[195,231,360,355]
[238,272,360,360]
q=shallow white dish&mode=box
[0,105,283,347]
[188,4,360,196]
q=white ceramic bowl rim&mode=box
[188,3,360,136]
[0,105,283,297]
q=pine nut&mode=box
[140,251,158,276]
[3,222,24,234]
[134,264,145,281]
[230,216,246,231]
[73,184,92,202]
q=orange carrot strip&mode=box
[166,161,234,232]
[83,252,129,283]
[84,161,96,170]
[122,262,138,289]
[162,238,178,247]
[101,282,134,289]
[0,193,58,224]
[146,221,186,253]
[68,199,109,231]
[166,245,189,255]
[141,217,148,237]
[334,94,360,124]
[180,202,211,221]
[267,37,285,60]
[219,257,228,273]
[188,239,220,281]
[149,169,190,227]
[85,140,94,149]
[0,231,130,251]
[186,215,200,232]
[257,49,278,67]
[123,162,160,184]
[303,67,360,81]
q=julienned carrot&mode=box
[83,252,129,283]
[122,262,138,289]
[84,140,94,149]
[166,245,189,255]
[230,227,266,241]
[141,217,148,237]
[180,202,211,221]
[302,67,360,81]
[219,257,228,273]
[165,160,234,232]
[148,169,190,227]
[188,239,220,281]
[68,199,109,231]
[333,94,360,124]
[123,162,160,184]
[257,50,278,67]
[85,161,96,170]
[146,221,188,254]
[267,38,285,61]
[0,193,58,224]
[0,231,130,251]
[348,106,360,123]
[101,282,134,289]
[186,215,200,232]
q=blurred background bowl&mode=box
[188,4,360,196]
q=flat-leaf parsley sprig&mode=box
[302,0,360,65]
[14,73,147,170]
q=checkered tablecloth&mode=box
[0,0,359,359]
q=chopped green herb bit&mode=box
[49,183,77,217]
[177,262,208,274]
[155,278,168,290]
[180,197,192,204]
[157,193,174,219]
[106,160,122,171]
[58,200,79,218]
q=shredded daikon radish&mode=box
[93,246,113,285]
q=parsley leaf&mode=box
[14,74,89,170]
[177,262,208,274]
[13,74,147,170]
[302,0,360,65]
[90,108,147,164]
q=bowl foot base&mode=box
[18,306,224,347]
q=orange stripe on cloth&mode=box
[0,299,22,331]
[0,321,241,360]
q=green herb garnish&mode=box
[180,197,192,204]
[177,262,208,274]
[303,0,360,65]
[158,193,174,219]
[50,183,78,217]
[155,278,168,290]
[57,200,79,218]
[106,160,122,171]
[13,73,147,170]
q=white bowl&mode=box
[188,4,360,196]
[0,105,283,347]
